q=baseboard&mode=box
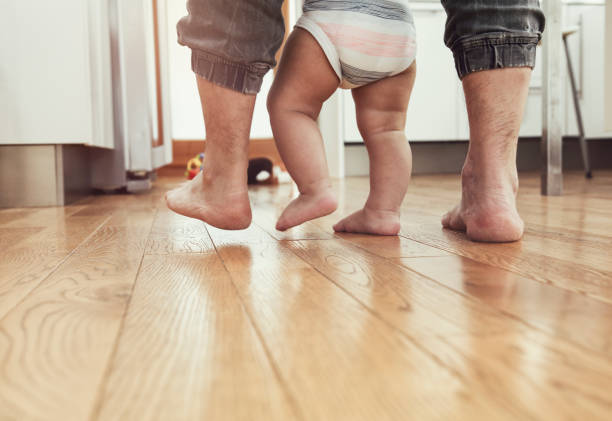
[167,139,206,168]
[166,138,286,171]
[345,137,612,176]
[0,145,92,207]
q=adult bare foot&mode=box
[276,187,337,231]
[165,171,252,230]
[443,67,533,242]
[442,163,524,242]
[333,206,401,236]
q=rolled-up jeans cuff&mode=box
[191,49,271,95]
[450,32,540,79]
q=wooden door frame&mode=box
[606,0,612,131]
[151,0,165,148]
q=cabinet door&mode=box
[407,8,463,141]
[0,1,94,144]
[87,0,115,148]
[529,4,610,139]
[341,7,463,143]
[558,4,610,139]
[562,4,586,138]
[575,6,609,138]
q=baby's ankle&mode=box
[298,179,334,197]
[363,202,401,217]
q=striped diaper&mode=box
[296,0,417,89]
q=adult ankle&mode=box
[199,167,248,193]
[462,155,518,192]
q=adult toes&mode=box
[450,213,467,231]
[442,207,466,231]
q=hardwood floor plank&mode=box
[145,209,214,254]
[0,247,70,320]
[15,215,111,253]
[205,220,276,247]
[399,224,612,304]
[335,232,451,258]
[0,227,43,250]
[419,331,612,420]
[94,253,296,421]
[0,214,110,320]
[0,214,154,420]
[1,172,611,420]
[398,255,612,358]
[0,208,39,226]
[214,241,579,420]
[0,206,87,228]
[215,242,486,420]
[281,239,612,419]
[285,239,509,338]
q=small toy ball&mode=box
[185,153,205,180]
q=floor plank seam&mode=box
[397,233,463,257]
[0,214,113,327]
[379,252,612,361]
[323,234,612,362]
[204,224,307,421]
[397,233,612,307]
[87,208,159,421]
[280,240,468,381]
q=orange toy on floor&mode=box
[185,153,204,180]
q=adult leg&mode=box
[165,78,255,230]
[441,68,530,242]
[165,0,285,229]
[333,64,416,236]
[441,0,545,242]
[267,28,340,231]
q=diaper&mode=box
[296,0,417,89]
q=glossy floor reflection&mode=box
[1,171,611,420]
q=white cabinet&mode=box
[405,6,466,141]
[0,1,114,147]
[517,42,544,137]
[563,4,610,138]
[342,5,465,143]
[341,2,610,144]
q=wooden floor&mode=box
[1,171,612,420]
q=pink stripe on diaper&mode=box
[317,22,415,58]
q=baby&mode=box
[267,0,417,235]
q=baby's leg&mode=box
[334,64,416,235]
[267,28,340,231]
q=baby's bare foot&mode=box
[276,188,337,231]
[165,171,252,230]
[333,207,401,236]
[441,163,523,242]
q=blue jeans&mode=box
[177,0,545,94]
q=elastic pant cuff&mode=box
[450,32,540,80]
[191,49,271,95]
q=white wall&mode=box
[166,0,273,140]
